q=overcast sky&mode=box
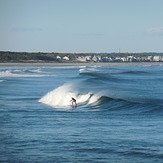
[1,0,163,53]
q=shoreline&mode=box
[0,62,163,66]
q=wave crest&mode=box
[39,81,163,113]
[39,83,102,108]
[0,69,50,77]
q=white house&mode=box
[56,56,61,60]
[127,56,133,62]
[76,56,87,62]
[160,56,163,61]
[153,56,160,61]
[63,56,70,61]
[92,56,98,62]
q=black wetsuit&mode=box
[71,98,77,106]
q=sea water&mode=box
[0,64,163,163]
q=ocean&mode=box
[0,64,163,163]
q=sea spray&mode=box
[39,83,101,108]
[39,83,76,107]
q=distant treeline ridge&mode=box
[0,51,163,63]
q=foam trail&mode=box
[0,70,50,77]
[0,80,5,82]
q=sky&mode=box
[1,0,163,53]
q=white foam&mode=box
[79,67,100,74]
[79,69,86,73]
[28,69,44,73]
[11,68,44,74]
[0,70,50,77]
[39,84,77,108]
[39,83,100,108]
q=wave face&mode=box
[39,65,163,114]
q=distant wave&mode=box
[79,68,129,83]
[0,69,51,77]
[0,80,5,82]
[119,70,150,75]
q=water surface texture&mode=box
[0,65,163,163]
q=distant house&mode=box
[63,56,70,61]
[101,56,112,62]
[160,56,163,61]
[121,57,127,62]
[153,56,160,61]
[56,56,61,60]
[127,56,133,62]
[76,56,92,62]
[97,56,102,62]
[147,56,152,61]
[76,56,87,62]
[114,57,123,62]
[85,56,92,62]
[92,56,98,62]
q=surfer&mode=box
[70,97,77,106]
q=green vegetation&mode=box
[0,51,58,62]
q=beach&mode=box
[0,62,163,66]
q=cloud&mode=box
[147,27,163,34]
[12,27,43,32]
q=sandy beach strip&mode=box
[0,62,163,66]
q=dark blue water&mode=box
[0,64,163,163]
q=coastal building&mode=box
[76,56,87,62]
[147,56,153,61]
[56,56,61,60]
[85,56,92,62]
[153,56,160,62]
[121,57,127,62]
[92,56,98,62]
[63,56,70,61]
[76,56,92,62]
[127,56,133,62]
[160,56,163,61]
[101,56,112,62]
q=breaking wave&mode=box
[0,80,5,82]
[39,83,101,108]
[0,69,50,77]
[39,82,163,114]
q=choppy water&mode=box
[0,64,163,163]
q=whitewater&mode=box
[0,64,163,163]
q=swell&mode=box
[79,71,128,83]
[119,70,150,75]
[39,82,163,114]
[92,95,163,114]
[39,67,163,114]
